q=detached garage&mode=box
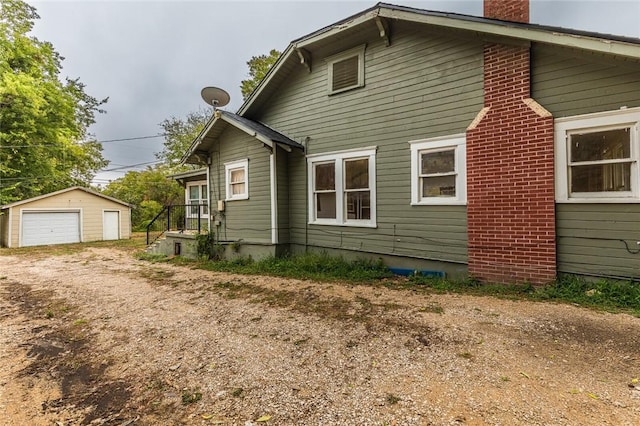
[0,187,132,248]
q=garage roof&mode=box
[1,186,132,209]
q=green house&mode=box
[177,1,640,284]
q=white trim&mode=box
[19,208,82,247]
[326,45,366,95]
[224,159,249,201]
[185,180,209,218]
[102,209,120,240]
[206,165,211,230]
[555,107,640,203]
[307,147,377,227]
[6,208,13,248]
[270,148,278,244]
[409,134,467,205]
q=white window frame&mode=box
[307,147,377,227]
[225,159,249,201]
[409,134,467,205]
[185,180,208,217]
[555,108,640,203]
[326,45,366,95]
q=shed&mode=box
[0,187,132,248]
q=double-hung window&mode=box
[555,108,640,202]
[225,159,249,201]
[409,135,466,205]
[308,147,376,227]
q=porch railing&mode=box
[146,204,208,245]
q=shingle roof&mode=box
[219,111,303,150]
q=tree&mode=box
[156,108,210,169]
[0,0,108,204]
[240,49,281,100]
[102,166,183,230]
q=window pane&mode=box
[332,56,359,91]
[230,168,245,184]
[231,182,245,195]
[189,186,199,200]
[315,162,335,191]
[570,128,631,162]
[346,191,370,220]
[345,158,368,189]
[422,175,456,197]
[571,163,631,192]
[421,150,455,174]
[201,185,208,201]
[316,192,336,219]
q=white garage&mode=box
[0,187,131,248]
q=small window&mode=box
[555,108,640,202]
[225,159,249,201]
[410,135,466,205]
[308,147,376,227]
[326,45,365,94]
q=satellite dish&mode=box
[201,86,230,108]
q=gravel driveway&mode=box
[0,245,639,425]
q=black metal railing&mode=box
[146,204,208,245]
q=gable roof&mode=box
[182,110,303,164]
[1,186,132,209]
[239,2,640,117]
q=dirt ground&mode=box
[0,245,639,426]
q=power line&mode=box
[97,134,168,143]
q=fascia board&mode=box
[378,8,640,60]
[221,115,273,149]
[237,45,296,116]
[180,114,221,164]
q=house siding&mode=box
[276,146,290,245]
[214,126,272,244]
[254,22,483,269]
[2,189,131,247]
[556,204,640,280]
[532,44,640,117]
[532,44,640,280]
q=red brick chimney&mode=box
[484,0,529,23]
[465,0,556,284]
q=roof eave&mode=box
[237,3,640,116]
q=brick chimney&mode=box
[484,0,529,23]
[465,0,556,284]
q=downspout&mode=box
[270,146,278,244]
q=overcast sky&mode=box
[26,0,640,185]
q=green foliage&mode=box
[0,0,108,204]
[195,231,222,260]
[102,167,182,229]
[156,108,210,168]
[197,251,393,282]
[240,49,281,101]
[538,275,640,312]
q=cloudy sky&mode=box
[26,0,640,185]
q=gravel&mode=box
[0,246,639,425]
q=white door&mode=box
[103,211,120,240]
[21,211,81,247]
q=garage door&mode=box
[21,211,81,247]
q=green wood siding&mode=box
[276,147,289,244]
[533,45,640,279]
[556,204,640,279]
[254,22,482,264]
[214,127,271,243]
[532,44,640,118]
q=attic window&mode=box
[327,45,365,94]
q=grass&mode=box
[6,236,638,316]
